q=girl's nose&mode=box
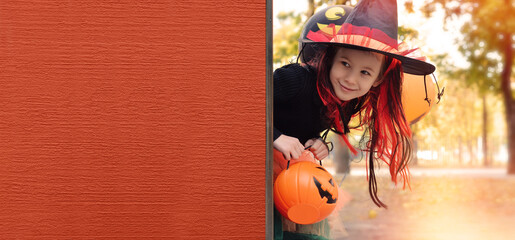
[344,70,359,85]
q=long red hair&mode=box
[312,45,412,208]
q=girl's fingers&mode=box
[311,139,329,160]
[304,139,314,148]
[314,148,325,156]
[291,150,301,160]
[313,139,325,149]
[315,139,331,153]
[318,152,328,160]
[315,150,328,160]
[280,137,329,161]
[297,145,304,157]
[308,140,322,152]
[297,143,305,154]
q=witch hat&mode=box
[298,5,355,63]
[302,0,435,75]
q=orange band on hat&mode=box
[306,23,428,61]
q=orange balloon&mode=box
[402,74,437,124]
[274,150,338,224]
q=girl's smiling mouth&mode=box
[339,82,356,91]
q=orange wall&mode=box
[0,1,266,238]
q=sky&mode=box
[273,0,469,69]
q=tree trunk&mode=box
[508,103,515,173]
[335,144,351,174]
[500,31,514,174]
[458,136,463,165]
[482,94,489,166]
[412,130,418,166]
[307,0,315,18]
[468,140,475,166]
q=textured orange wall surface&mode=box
[0,1,266,238]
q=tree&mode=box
[273,11,303,67]
[420,0,514,173]
[274,0,355,67]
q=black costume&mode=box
[273,63,330,144]
[273,63,332,240]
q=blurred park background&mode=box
[273,0,514,239]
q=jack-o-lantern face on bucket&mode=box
[313,166,338,204]
[274,154,339,225]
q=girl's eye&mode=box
[361,70,371,76]
[342,61,350,67]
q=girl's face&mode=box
[330,47,384,101]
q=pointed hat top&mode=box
[302,0,435,75]
[344,0,398,41]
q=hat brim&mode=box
[301,41,435,76]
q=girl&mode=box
[273,1,435,239]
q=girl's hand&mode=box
[305,138,329,160]
[273,134,305,160]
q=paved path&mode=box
[327,168,515,240]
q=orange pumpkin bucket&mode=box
[273,151,338,224]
